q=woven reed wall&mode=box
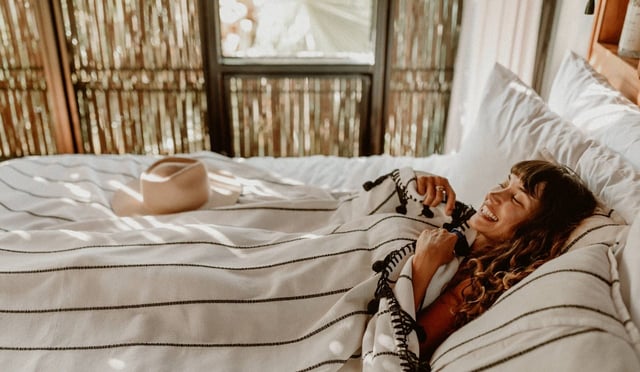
[59,0,209,155]
[385,0,462,156]
[227,75,368,157]
[0,2,57,157]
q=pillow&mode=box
[548,51,640,170]
[563,206,627,252]
[449,63,640,224]
[430,244,640,371]
[618,211,640,329]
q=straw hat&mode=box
[111,157,241,216]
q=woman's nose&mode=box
[488,188,508,202]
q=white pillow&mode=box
[618,211,640,329]
[449,63,640,224]
[548,51,640,170]
[430,244,640,371]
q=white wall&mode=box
[539,0,595,99]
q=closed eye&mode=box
[512,195,522,205]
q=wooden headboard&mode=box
[588,0,640,104]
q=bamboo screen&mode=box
[58,0,209,155]
[0,2,57,158]
[384,0,462,156]
[226,76,368,157]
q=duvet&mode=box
[0,154,475,371]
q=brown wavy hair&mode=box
[450,160,597,326]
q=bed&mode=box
[1,53,640,372]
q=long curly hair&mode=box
[450,160,597,326]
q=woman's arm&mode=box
[417,279,469,360]
[412,228,457,310]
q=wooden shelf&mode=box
[588,0,640,104]
[589,42,640,102]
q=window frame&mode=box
[198,0,391,156]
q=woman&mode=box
[412,160,597,360]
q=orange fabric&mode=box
[416,279,470,361]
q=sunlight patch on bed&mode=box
[329,340,344,355]
[64,183,92,199]
[188,224,235,245]
[59,229,91,241]
[107,358,126,370]
[112,217,144,231]
[89,203,116,215]
[140,216,189,233]
[376,334,395,350]
[109,180,143,203]
[138,230,169,243]
[300,233,321,240]
[5,230,32,240]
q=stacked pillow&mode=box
[548,51,640,170]
[434,62,640,370]
[431,243,640,371]
[447,63,640,224]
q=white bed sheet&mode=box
[240,153,455,192]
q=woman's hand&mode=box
[416,175,456,215]
[412,228,458,310]
[415,228,457,266]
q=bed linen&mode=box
[1,62,639,371]
[0,153,475,371]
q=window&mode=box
[201,0,462,157]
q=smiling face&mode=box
[468,174,542,246]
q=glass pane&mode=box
[219,0,376,64]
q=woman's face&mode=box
[468,173,542,245]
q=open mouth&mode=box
[480,205,498,222]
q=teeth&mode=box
[480,205,498,222]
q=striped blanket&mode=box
[0,154,474,371]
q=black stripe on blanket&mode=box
[0,310,370,350]
[0,163,126,192]
[0,201,73,222]
[0,237,414,274]
[0,288,352,313]
[431,304,623,370]
[0,214,432,254]
[0,174,111,209]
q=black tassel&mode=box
[585,0,595,15]
[372,260,386,273]
[421,205,434,218]
[367,298,380,314]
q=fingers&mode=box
[415,228,457,263]
[418,176,456,215]
[444,188,456,216]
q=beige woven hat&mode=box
[111,157,241,216]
